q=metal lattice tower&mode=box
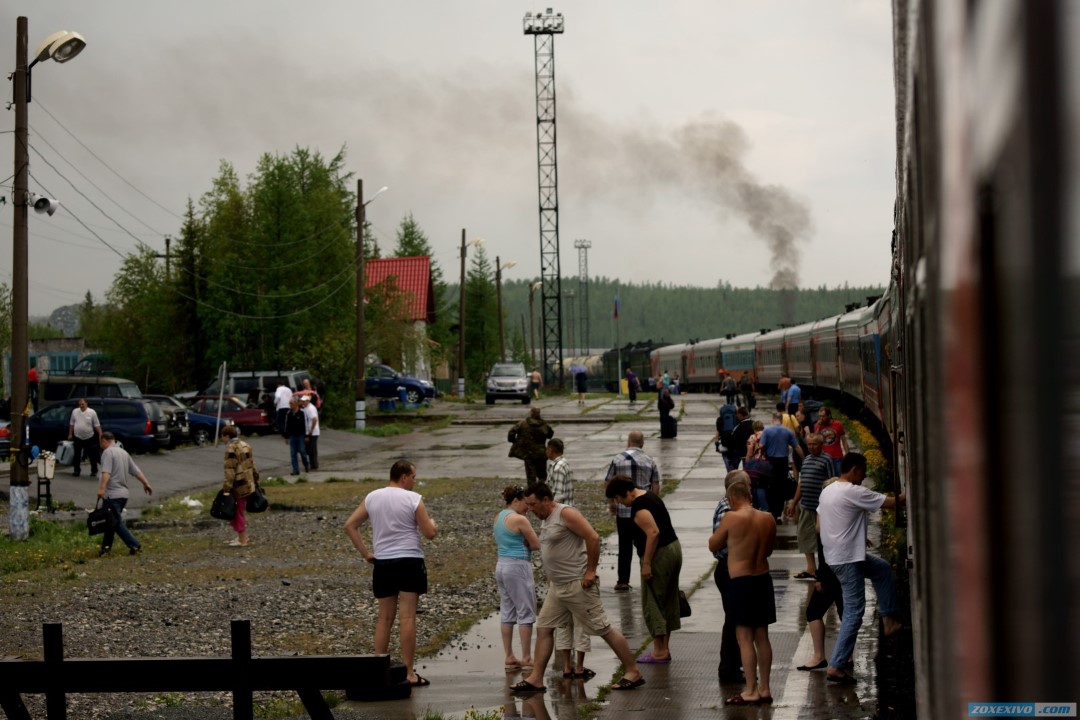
[574,238,591,353]
[524,8,565,387]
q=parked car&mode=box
[0,420,10,461]
[184,407,235,446]
[69,353,117,376]
[485,363,531,404]
[177,369,313,404]
[27,398,169,454]
[188,396,272,435]
[365,365,436,405]
[38,375,142,409]
[143,394,192,448]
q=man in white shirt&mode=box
[67,398,101,477]
[273,381,293,437]
[301,395,319,470]
[817,452,905,684]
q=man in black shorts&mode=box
[344,460,438,687]
[708,481,777,706]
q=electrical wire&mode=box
[35,98,184,221]
[29,173,129,258]
[29,123,166,236]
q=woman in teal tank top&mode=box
[494,485,541,670]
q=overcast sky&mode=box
[1,1,896,317]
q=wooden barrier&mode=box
[0,620,409,719]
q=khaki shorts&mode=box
[536,579,612,637]
[796,507,818,555]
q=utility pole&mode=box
[10,17,29,491]
[496,256,506,362]
[575,238,591,352]
[458,229,466,397]
[154,235,171,278]
[355,179,366,430]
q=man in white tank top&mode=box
[510,483,645,694]
[344,460,438,687]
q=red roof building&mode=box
[365,256,436,324]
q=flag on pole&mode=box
[614,293,620,319]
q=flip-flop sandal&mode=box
[793,571,817,579]
[636,653,671,664]
[612,676,646,690]
[562,670,575,678]
[407,674,431,687]
[725,694,761,705]
[509,680,546,693]
[759,696,774,704]
[575,668,596,680]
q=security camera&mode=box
[29,194,59,216]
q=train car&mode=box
[560,354,604,391]
[753,328,786,390]
[782,320,817,388]
[683,338,723,392]
[650,343,690,386]
[835,305,870,404]
[857,301,884,423]
[719,331,759,385]
[891,2,1077,714]
[810,316,841,393]
[872,290,896,437]
[601,341,662,393]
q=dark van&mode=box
[27,398,169,454]
[39,375,142,408]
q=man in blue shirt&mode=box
[779,376,802,415]
[759,412,804,522]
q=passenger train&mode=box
[600,2,1080,715]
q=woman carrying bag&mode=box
[221,425,259,547]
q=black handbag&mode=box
[87,499,118,535]
[210,490,237,520]
[678,590,692,618]
[246,486,268,513]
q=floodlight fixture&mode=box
[523,8,564,34]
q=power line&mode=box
[30,123,166,236]
[35,98,183,220]
[29,172,129,258]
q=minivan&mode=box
[177,369,312,404]
[39,375,143,408]
[27,397,169,454]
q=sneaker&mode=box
[614,583,631,592]
[129,546,142,556]
[98,546,111,557]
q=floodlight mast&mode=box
[523,8,565,388]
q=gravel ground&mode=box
[0,477,611,719]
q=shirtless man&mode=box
[708,481,777,705]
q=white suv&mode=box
[486,363,530,405]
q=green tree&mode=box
[463,246,500,387]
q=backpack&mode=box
[718,404,738,443]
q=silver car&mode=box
[485,363,531,405]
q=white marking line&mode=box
[775,626,816,718]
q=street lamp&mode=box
[495,257,516,362]
[8,18,86,539]
[528,281,542,364]
[355,180,388,430]
[457,233,485,397]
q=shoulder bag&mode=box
[210,489,237,521]
[87,499,119,536]
[246,486,269,513]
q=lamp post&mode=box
[457,233,484,397]
[495,257,516,362]
[528,281,541,365]
[355,180,388,430]
[9,19,85,538]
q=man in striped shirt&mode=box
[785,434,833,580]
[545,438,574,507]
[605,431,661,592]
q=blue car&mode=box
[27,398,169,454]
[365,365,436,404]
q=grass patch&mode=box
[361,423,417,438]
[0,515,100,575]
